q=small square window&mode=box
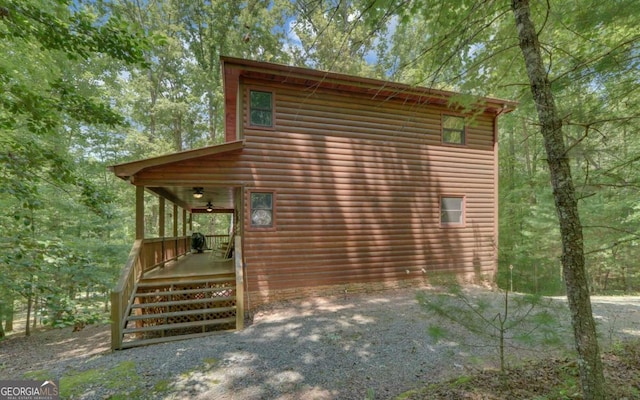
[250,191,274,228]
[250,90,273,127]
[442,115,465,145]
[440,196,464,226]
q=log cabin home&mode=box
[109,56,517,349]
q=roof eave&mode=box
[220,56,518,113]
[109,140,245,181]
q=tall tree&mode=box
[179,0,289,143]
[511,0,605,397]
[0,0,148,333]
[102,0,290,152]
[286,0,399,77]
[357,0,638,397]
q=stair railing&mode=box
[111,239,143,350]
[111,236,192,350]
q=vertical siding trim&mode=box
[237,82,243,140]
[493,112,500,276]
[223,66,240,142]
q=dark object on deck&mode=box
[191,232,206,253]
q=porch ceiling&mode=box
[109,141,244,213]
[149,186,235,213]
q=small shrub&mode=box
[417,285,562,371]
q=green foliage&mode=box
[417,287,562,371]
[0,0,637,352]
[40,297,109,328]
[284,0,387,78]
[369,0,640,296]
[60,361,141,399]
[0,0,147,335]
[0,235,117,328]
[426,325,448,343]
[364,387,375,400]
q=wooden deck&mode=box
[143,252,233,280]
[112,238,243,350]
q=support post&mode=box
[159,197,165,238]
[182,208,187,236]
[159,197,165,268]
[173,204,178,260]
[110,291,122,350]
[183,208,188,253]
[234,235,244,330]
[135,186,145,240]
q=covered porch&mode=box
[108,142,246,350]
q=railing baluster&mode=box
[110,235,192,350]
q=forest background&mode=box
[1,0,638,337]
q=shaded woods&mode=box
[1,0,638,398]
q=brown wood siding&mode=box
[134,76,499,298]
[239,78,498,295]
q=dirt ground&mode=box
[0,322,111,377]
[1,294,639,374]
[0,291,638,399]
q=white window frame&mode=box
[440,195,465,227]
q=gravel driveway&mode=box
[1,287,639,399]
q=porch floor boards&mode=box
[143,251,233,280]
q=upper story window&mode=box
[440,195,465,227]
[249,90,273,128]
[442,115,465,145]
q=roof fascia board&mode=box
[109,140,245,180]
[220,56,517,113]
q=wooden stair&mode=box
[120,274,237,348]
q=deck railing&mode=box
[110,236,191,350]
[141,236,190,274]
[205,234,230,251]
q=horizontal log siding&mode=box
[241,79,497,299]
[135,78,498,303]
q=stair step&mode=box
[135,286,234,298]
[131,296,235,309]
[138,276,235,288]
[119,329,233,349]
[126,306,236,321]
[123,316,236,334]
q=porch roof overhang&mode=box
[108,140,245,213]
[110,140,245,180]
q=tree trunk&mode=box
[173,113,183,151]
[26,293,32,337]
[5,297,13,332]
[32,295,38,329]
[0,300,5,339]
[511,1,606,399]
[208,91,217,142]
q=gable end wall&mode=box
[237,77,498,303]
